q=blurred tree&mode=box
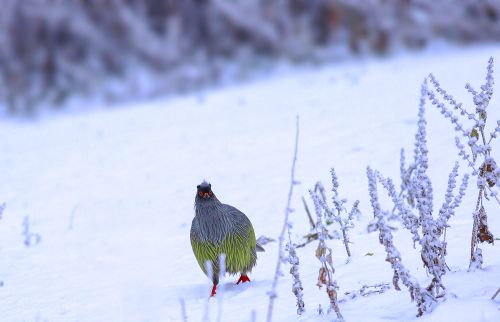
[0,0,499,115]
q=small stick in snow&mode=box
[492,288,500,300]
[0,202,5,221]
[22,216,41,247]
[250,309,257,322]
[68,204,79,230]
[179,298,188,322]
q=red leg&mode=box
[236,274,251,285]
[210,283,217,297]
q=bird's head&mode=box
[196,181,214,200]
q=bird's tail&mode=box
[256,235,275,252]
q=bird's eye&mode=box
[198,191,204,197]
[197,185,200,189]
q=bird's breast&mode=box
[194,213,231,244]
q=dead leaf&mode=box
[478,206,494,244]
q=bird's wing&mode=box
[220,204,258,273]
[223,205,260,241]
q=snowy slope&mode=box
[0,45,499,322]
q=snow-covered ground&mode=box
[0,45,499,322]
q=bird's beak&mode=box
[203,192,210,199]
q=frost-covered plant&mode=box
[22,215,41,247]
[399,148,418,209]
[310,169,360,262]
[366,150,412,233]
[366,149,416,234]
[379,90,432,231]
[427,58,496,269]
[266,116,304,322]
[366,81,469,316]
[367,167,435,317]
[310,190,343,321]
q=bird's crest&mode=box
[197,181,214,199]
[197,180,211,192]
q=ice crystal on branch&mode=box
[400,149,417,208]
[286,242,305,315]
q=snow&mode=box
[1,45,500,322]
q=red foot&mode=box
[210,284,217,297]
[236,274,251,285]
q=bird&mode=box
[190,181,264,297]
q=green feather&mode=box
[191,226,257,276]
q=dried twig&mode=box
[256,235,276,247]
[295,232,338,249]
[301,196,316,229]
[340,283,391,302]
[492,288,500,300]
